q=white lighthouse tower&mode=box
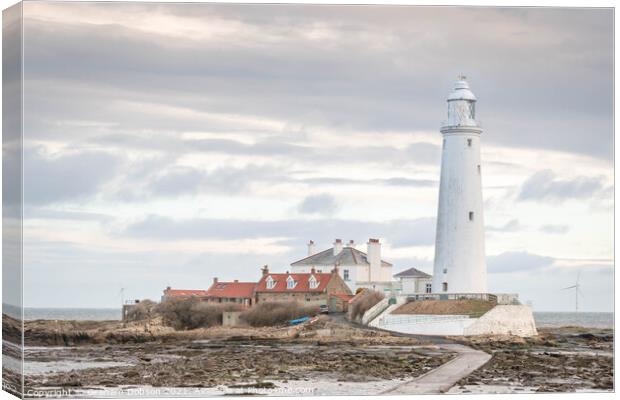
[432,76,487,294]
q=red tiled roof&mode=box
[255,273,334,293]
[331,292,354,302]
[164,289,209,297]
[205,282,256,299]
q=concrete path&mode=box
[382,344,491,395]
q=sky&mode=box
[12,3,613,311]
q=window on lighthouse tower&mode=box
[469,211,474,221]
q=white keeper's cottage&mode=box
[290,238,393,293]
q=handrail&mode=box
[382,314,471,326]
[406,293,498,303]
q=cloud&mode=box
[23,147,123,205]
[487,219,521,232]
[123,215,436,248]
[539,224,570,234]
[298,193,339,216]
[405,142,441,165]
[14,4,613,311]
[22,5,612,160]
[487,251,554,273]
[517,170,606,202]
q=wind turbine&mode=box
[561,272,582,312]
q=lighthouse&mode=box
[432,76,487,293]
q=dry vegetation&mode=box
[349,290,385,321]
[240,301,318,327]
[393,299,495,317]
[124,299,158,322]
[157,298,241,330]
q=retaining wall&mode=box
[378,314,476,335]
[463,305,537,337]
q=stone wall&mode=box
[378,314,476,336]
[374,303,538,337]
[222,311,242,327]
[256,292,327,305]
[463,305,538,337]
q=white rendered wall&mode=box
[432,78,488,294]
[432,130,487,293]
[367,241,381,281]
[399,277,432,294]
[463,305,538,337]
[374,305,537,337]
[379,314,476,336]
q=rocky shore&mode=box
[451,327,614,393]
[3,314,614,396]
[4,314,455,396]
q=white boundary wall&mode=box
[379,314,476,336]
[373,304,538,337]
[464,305,537,337]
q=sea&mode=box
[2,305,614,329]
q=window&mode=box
[469,211,474,221]
[477,165,481,174]
[442,282,448,292]
[266,276,275,289]
[425,283,432,294]
[309,275,318,289]
[443,268,447,274]
[467,138,472,147]
[286,276,296,289]
[343,269,350,281]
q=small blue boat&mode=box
[288,316,310,325]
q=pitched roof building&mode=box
[255,265,352,312]
[205,278,256,307]
[290,238,393,292]
[393,267,432,279]
[393,267,433,294]
[161,287,209,301]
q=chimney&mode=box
[348,239,355,248]
[213,277,218,284]
[332,262,340,275]
[367,238,381,282]
[307,240,316,256]
[261,265,269,276]
[166,286,171,291]
[333,239,343,256]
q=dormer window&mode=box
[286,276,296,289]
[266,276,275,289]
[309,275,319,289]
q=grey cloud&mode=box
[23,147,123,205]
[518,170,606,202]
[298,193,338,216]
[487,219,521,232]
[117,161,436,202]
[487,251,554,274]
[123,215,436,248]
[23,5,612,160]
[298,176,436,187]
[539,224,570,234]
[405,143,441,165]
[148,167,204,197]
